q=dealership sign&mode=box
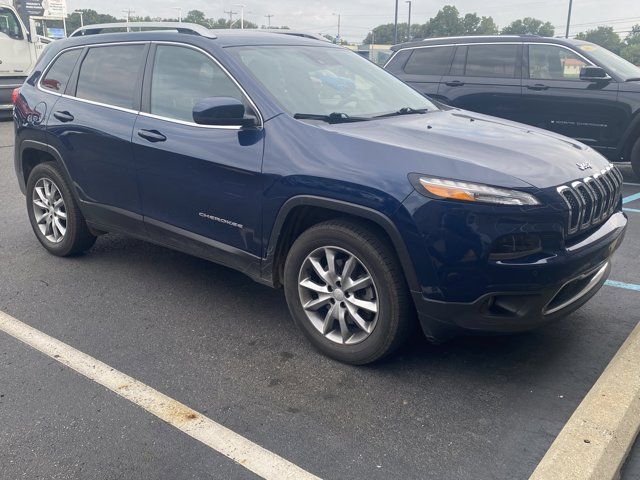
[16,0,67,17]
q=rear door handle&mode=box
[53,111,74,122]
[527,83,549,91]
[445,80,465,87]
[137,129,167,143]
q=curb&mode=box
[530,321,640,480]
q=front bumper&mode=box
[404,199,627,341]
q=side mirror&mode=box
[192,97,257,127]
[580,66,611,81]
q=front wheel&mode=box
[283,219,415,365]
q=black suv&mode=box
[385,35,640,178]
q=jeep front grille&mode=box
[557,166,622,235]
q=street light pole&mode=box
[565,0,573,38]
[74,10,84,27]
[173,7,182,23]
[394,0,399,45]
[406,1,412,41]
[234,4,246,29]
[333,13,341,42]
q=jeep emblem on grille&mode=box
[576,162,593,171]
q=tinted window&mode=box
[76,45,146,109]
[41,49,82,93]
[0,7,23,40]
[403,46,454,75]
[150,45,244,122]
[450,46,467,76]
[529,44,589,80]
[464,44,519,78]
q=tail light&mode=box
[11,87,20,105]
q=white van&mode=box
[0,4,37,111]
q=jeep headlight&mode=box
[414,176,540,206]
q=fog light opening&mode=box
[489,233,542,261]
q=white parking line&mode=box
[0,310,321,480]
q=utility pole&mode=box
[234,4,246,29]
[173,7,182,23]
[74,10,84,27]
[333,13,341,43]
[224,9,237,28]
[406,1,412,41]
[565,0,573,38]
[265,14,274,28]
[122,9,135,31]
[393,0,399,45]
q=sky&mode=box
[66,0,640,43]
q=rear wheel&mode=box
[26,162,96,256]
[632,137,640,181]
[283,219,415,364]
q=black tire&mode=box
[631,137,640,181]
[26,162,96,256]
[283,219,415,365]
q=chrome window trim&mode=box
[36,40,264,130]
[384,41,597,77]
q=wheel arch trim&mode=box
[261,195,420,291]
[17,139,74,195]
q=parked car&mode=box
[385,35,640,179]
[13,24,627,364]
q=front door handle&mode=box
[53,111,74,122]
[137,129,167,143]
[445,80,465,87]
[527,83,549,91]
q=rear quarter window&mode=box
[41,49,82,93]
[403,46,455,76]
[76,44,147,109]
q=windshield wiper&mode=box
[293,112,370,124]
[373,107,429,119]
[625,77,640,82]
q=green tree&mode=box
[477,16,499,35]
[575,26,621,53]
[501,17,554,36]
[462,13,498,35]
[424,5,465,37]
[65,9,118,33]
[620,44,640,64]
[184,10,208,27]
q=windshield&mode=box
[230,45,437,119]
[577,43,640,80]
[0,8,24,41]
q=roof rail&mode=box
[70,22,217,39]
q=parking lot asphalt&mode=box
[1,120,639,480]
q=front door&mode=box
[132,43,265,259]
[521,43,622,157]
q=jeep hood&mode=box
[320,109,611,190]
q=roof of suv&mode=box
[391,35,590,51]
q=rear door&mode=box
[386,45,455,99]
[438,43,524,122]
[521,43,622,156]
[132,43,265,260]
[46,43,148,233]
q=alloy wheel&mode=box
[298,246,379,345]
[32,177,67,244]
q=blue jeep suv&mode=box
[385,35,640,179]
[13,24,627,364]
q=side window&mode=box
[464,44,519,78]
[529,44,590,80]
[41,49,82,93]
[0,7,24,40]
[450,46,467,76]
[403,46,454,76]
[76,45,147,109]
[150,45,245,123]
